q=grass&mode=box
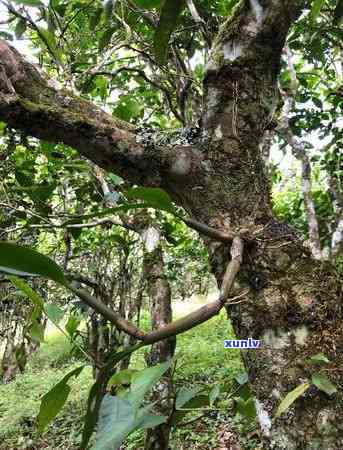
[0,330,93,449]
[0,303,250,450]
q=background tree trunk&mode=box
[143,225,175,450]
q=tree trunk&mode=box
[143,225,175,450]
[1,1,343,448]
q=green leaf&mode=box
[235,397,256,419]
[175,386,204,409]
[311,373,337,396]
[45,304,64,325]
[127,360,172,407]
[81,344,144,449]
[15,169,34,187]
[37,366,84,431]
[37,27,62,63]
[82,380,104,449]
[180,394,209,409]
[114,95,143,121]
[9,277,44,342]
[126,187,175,213]
[0,242,65,283]
[0,31,13,41]
[209,384,220,404]
[172,392,209,424]
[107,369,137,389]
[134,0,161,8]
[108,173,124,185]
[14,0,43,6]
[99,27,115,51]
[153,0,185,64]
[234,371,249,385]
[9,277,64,326]
[29,320,45,343]
[65,314,81,338]
[139,414,166,429]
[26,183,56,202]
[310,0,325,24]
[93,395,135,450]
[308,352,330,365]
[9,276,44,309]
[89,7,104,29]
[274,382,310,418]
[93,395,167,450]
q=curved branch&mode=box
[66,236,243,346]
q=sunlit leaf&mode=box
[310,0,325,24]
[0,243,65,284]
[308,353,330,365]
[37,366,84,431]
[45,304,64,325]
[65,314,81,338]
[127,360,172,406]
[126,187,176,213]
[14,0,43,6]
[312,373,337,396]
[274,382,310,418]
[107,369,137,389]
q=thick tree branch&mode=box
[202,0,302,133]
[0,40,169,187]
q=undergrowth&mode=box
[0,308,251,450]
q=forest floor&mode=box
[0,295,263,450]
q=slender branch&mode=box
[279,46,326,260]
[28,217,135,232]
[86,67,184,124]
[1,1,63,68]
[64,237,243,346]
[181,216,234,242]
[65,281,146,340]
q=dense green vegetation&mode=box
[0,310,252,450]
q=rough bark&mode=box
[1,1,343,449]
